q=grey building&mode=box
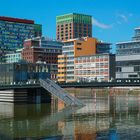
[116,27,140,79]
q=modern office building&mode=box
[56,13,92,41]
[22,37,63,81]
[5,49,22,63]
[0,62,51,103]
[0,16,42,52]
[58,37,111,83]
[75,54,115,82]
[0,62,50,85]
[116,27,140,79]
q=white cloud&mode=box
[117,14,128,22]
[116,13,133,24]
[92,17,112,29]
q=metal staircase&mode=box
[39,78,84,106]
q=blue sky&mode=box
[0,0,140,52]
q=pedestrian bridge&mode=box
[39,78,84,106]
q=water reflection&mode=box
[0,88,139,140]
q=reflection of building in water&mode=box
[110,88,140,115]
[0,103,62,139]
[56,88,140,140]
[0,88,140,140]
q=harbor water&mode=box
[0,88,139,140]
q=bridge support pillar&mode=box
[0,88,51,104]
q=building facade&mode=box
[56,13,92,41]
[22,37,62,63]
[5,49,22,63]
[0,62,50,85]
[58,55,67,82]
[116,27,140,79]
[58,37,111,83]
[75,54,115,82]
[58,37,97,83]
[22,37,63,81]
[0,16,42,52]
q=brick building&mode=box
[22,37,63,81]
[56,13,92,41]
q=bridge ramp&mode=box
[39,78,84,106]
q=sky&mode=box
[0,0,140,53]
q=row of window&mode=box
[75,64,108,69]
[116,66,140,72]
[75,70,109,75]
[57,23,72,28]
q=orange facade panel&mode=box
[74,38,97,57]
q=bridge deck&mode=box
[0,81,140,90]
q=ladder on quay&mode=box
[39,78,84,106]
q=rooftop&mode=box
[56,13,92,18]
[56,13,92,24]
[0,16,34,24]
[135,27,140,30]
[116,40,140,45]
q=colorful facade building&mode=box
[58,37,97,83]
[58,55,67,83]
[22,37,63,81]
[116,27,140,80]
[57,37,112,83]
[56,13,92,41]
[75,54,115,82]
[0,16,42,51]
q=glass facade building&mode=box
[0,16,42,52]
[96,42,111,54]
[0,62,50,85]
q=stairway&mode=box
[39,78,84,106]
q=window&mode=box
[77,42,82,45]
[116,67,122,72]
[134,66,140,72]
[77,47,82,50]
[129,74,138,78]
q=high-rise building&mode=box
[56,13,92,41]
[57,37,111,83]
[116,27,140,80]
[0,16,42,52]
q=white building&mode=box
[116,27,140,79]
[5,49,22,63]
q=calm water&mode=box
[0,88,140,140]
